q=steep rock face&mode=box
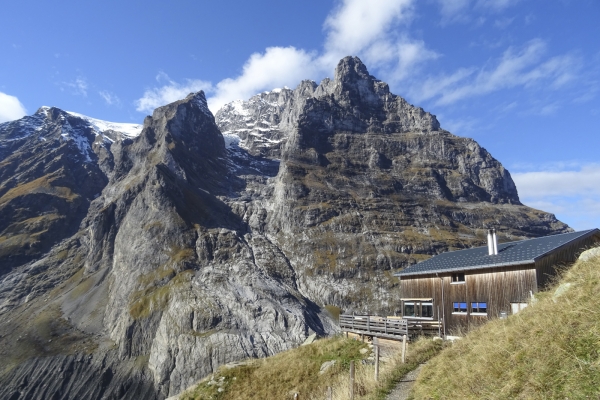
[0,107,138,274]
[0,93,334,400]
[0,57,569,400]
[216,56,567,314]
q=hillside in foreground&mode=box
[177,336,441,400]
[410,247,600,399]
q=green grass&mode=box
[178,335,443,400]
[179,336,367,400]
[410,249,600,399]
[129,269,194,319]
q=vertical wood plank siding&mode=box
[535,235,600,289]
[399,233,600,333]
[400,266,537,333]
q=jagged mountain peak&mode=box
[0,57,571,400]
[332,55,388,101]
[141,90,225,162]
[215,56,442,159]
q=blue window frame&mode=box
[453,302,467,313]
[471,302,488,314]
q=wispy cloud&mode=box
[494,16,515,29]
[437,0,520,25]
[0,92,27,123]
[62,77,88,97]
[413,39,581,106]
[530,102,560,116]
[99,90,121,107]
[512,163,600,230]
[437,0,472,25]
[441,116,480,135]
[476,0,521,12]
[135,72,213,114]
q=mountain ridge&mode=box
[0,56,569,400]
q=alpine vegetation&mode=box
[0,57,569,399]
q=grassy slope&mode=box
[410,252,600,399]
[179,335,442,400]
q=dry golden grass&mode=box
[326,337,442,400]
[0,174,78,205]
[410,251,600,399]
[179,335,442,400]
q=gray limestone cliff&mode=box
[0,57,568,399]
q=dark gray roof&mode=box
[395,229,599,277]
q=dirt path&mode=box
[385,364,425,400]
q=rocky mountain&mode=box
[0,56,568,399]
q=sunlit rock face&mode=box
[0,57,568,400]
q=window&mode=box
[402,299,434,319]
[404,302,415,317]
[471,302,487,314]
[451,273,465,283]
[421,302,434,318]
[453,302,467,313]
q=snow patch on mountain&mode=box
[222,132,241,149]
[65,110,143,137]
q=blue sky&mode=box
[1,0,599,231]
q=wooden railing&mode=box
[339,315,408,339]
[404,319,443,337]
[340,315,443,340]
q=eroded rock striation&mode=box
[0,57,568,399]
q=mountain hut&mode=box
[394,228,600,334]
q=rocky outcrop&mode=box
[215,57,564,314]
[0,57,569,399]
[0,92,335,400]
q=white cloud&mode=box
[0,92,27,123]
[136,0,438,114]
[413,39,581,105]
[512,164,600,198]
[135,72,213,114]
[99,90,121,106]
[208,47,319,112]
[321,0,436,81]
[321,0,414,65]
[513,163,600,230]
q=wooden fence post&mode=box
[350,360,355,400]
[327,386,332,400]
[374,337,380,381]
[401,334,407,364]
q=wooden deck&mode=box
[339,314,442,340]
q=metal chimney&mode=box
[492,228,498,255]
[487,229,494,255]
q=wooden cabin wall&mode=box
[535,234,600,289]
[400,275,443,318]
[401,265,537,333]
